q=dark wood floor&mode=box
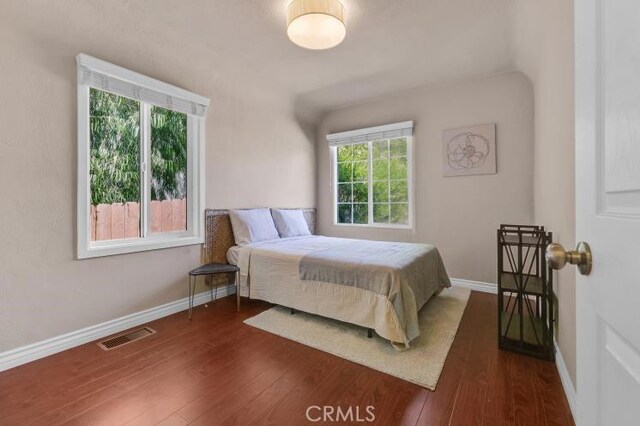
[0,292,574,425]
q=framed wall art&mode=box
[443,123,496,177]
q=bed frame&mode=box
[201,208,317,265]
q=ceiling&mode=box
[3,0,515,119]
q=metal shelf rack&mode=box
[497,224,554,361]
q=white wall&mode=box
[510,0,576,387]
[317,72,534,284]
[0,9,315,352]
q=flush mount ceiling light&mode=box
[287,0,346,50]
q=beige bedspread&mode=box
[236,236,451,348]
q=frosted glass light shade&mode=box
[287,0,346,50]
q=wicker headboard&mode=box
[202,208,317,264]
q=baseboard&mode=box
[450,278,497,294]
[554,339,577,420]
[0,284,235,373]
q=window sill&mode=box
[77,235,204,259]
[332,222,413,230]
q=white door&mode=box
[573,0,640,424]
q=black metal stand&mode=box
[188,263,240,319]
[497,225,554,361]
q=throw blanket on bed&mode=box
[236,236,451,348]
[299,239,450,298]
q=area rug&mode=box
[243,286,470,390]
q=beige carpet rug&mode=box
[243,286,470,390]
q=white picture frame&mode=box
[442,123,496,177]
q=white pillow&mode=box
[229,208,280,246]
[271,209,311,238]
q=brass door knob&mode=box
[545,242,593,275]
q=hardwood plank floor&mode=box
[0,292,574,425]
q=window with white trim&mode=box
[76,54,209,258]
[328,121,414,228]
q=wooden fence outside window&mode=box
[90,199,187,241]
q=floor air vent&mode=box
[98,327,156,351]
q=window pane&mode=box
[89,88,140,241]
[389,157,407,180]
[150,106,188,233]
[373,182,389,203]
[334,137,409,227]
[338,204,352,223]
[337,183,352,202]
[390,138,407,157]
[352,143,368,161]
[373,159,389,181]
[373,203,390,223]
[372,140,389,159]
[337,145,353,162]
[390,203,409,225]
[390,180,408,202]
[353,203,368,224]
[338,162,353,182]
[353,182,368,203]
[353,161,368,181]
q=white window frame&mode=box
[328,121,415,229]
[76,54,209,259]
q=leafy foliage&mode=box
[90,89,141,205]
[336,139,409,225]
[89,88,187,205]
[150,106,187,201]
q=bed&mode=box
[203,208,451,348]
